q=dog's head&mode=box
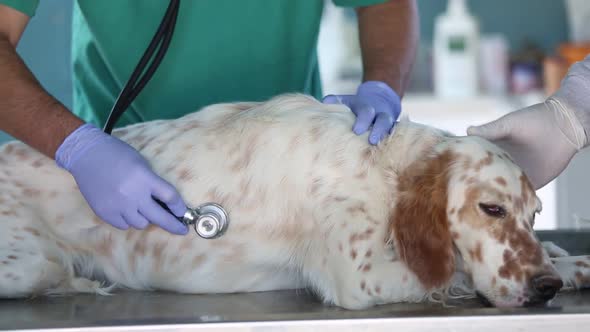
[389,135,562,307]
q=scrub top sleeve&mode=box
[0,0,40,17]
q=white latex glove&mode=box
[467,55,590,190]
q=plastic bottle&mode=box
[433,0,480,98]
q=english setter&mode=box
[0,94,588,309]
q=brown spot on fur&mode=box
[350,249,358,260]
[347,202,367,215]
[495,177,508,186]
[576,261,590,268]
[312,152,320,163]
[310,125,322,142]
[362,263,372,272]
[192,254,206,267]
[500,286,508,296]
[310,178,322,195]
[492,277,497,286]
[574,271,590,286]
[23,227,40,237]
[468,242,483,263]
[362,147,372,161]
[153,242,166,259]
[449,208,456,215]
[375,285,381,294]
[474,151,494,172]
[7,255,17,260]
[338,243,343,252]
[365,250,372,258]
[22,188,41,197]
[13,235,24,241]
[498,250,525,282]
[349,228,374,244]
[230,133,260,171]
[335,196,348,202]
[178,168,192,181]
[31,159,43,168]
[355,170,368,179]
[288,135,301,151]
[494,216,542,282]
[97,235,114,257]
[133,237,146,256]
[360,280,366,290]
[389,150,456,289]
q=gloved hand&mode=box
[323,81,401,145]
[55,123,189,235]
[467,55,590,190]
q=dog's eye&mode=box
[479,203,506,218]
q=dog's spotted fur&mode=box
[0,94,588,308]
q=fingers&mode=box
[122,209,150,230]
[101,214,130,230]
[322,94,354,106]
[140,198,189,235]
[369,112,395,145]
[149,176,187,217]
[351,102,376,135]
[466,116,512,140]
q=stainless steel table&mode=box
[1,230,589,332]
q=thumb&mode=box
[466,116,512,141]
[322,94,355,106]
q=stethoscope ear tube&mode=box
[103,0,180,134]
[101,0,230,238]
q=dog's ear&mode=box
[388,151,456,290]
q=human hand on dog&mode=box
[468,55,590,190]
[55,123,189,235]
[322,81,401,145]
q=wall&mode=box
[0,0,72,144]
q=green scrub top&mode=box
[1,0,386,128]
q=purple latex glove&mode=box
[323,81,401,145]
[55,123,189,235]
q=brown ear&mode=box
[389,150,456,290]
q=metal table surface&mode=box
[1,230,590,332]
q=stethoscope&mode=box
[101,0,229,239]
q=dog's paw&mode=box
[542,241,570,258]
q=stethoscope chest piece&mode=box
[182,203,229,239]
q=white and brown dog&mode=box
[0,94,588,309]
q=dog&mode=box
[0,94,588,309]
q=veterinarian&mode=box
[0,1,417,235]
[468,54,590,191]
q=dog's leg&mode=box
[304,207,428,310]
[542,241,570,258]
[551,255,590,290]
[0,247,67,298]
[0,217,111,298]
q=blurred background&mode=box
[2,0,590,230]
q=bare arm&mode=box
[356,0,419,97]
[0,4,84,158]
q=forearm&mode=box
[551,54,590,144]
[356,0,419,97]
[0,34,84,158]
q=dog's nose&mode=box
[530,274,563,302]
